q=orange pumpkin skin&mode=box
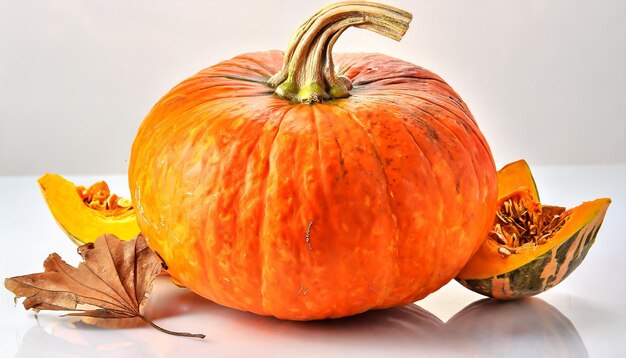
[129,51,497,320]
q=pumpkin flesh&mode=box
[38,173,139,245]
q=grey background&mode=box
[1,0,624,175]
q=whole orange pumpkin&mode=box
[129,1,497,320]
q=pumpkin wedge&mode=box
[38,173,140,245]
[457,160,610,299]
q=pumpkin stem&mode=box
[268,1,412,104]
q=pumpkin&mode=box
[456,160,611,299]
[38,173,139,245]
[129,1,497,320]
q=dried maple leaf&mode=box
[4,234,204,339]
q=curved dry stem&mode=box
[140,315,206,339]
[268,1,412,103]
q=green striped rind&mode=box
[457,207,607,300]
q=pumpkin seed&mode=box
[489,195,570,255]
[498,247,512,256]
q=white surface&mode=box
[1,0,625,175]
[1,165,625,357]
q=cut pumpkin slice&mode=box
[457,160,610,299]
[38,173,140,245]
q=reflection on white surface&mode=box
[13,276,588,358]
[448,298,587,358]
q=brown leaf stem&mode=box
[139,315,206,339]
